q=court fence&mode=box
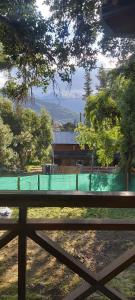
[0,172,134,191]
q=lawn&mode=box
[0,207,135,299]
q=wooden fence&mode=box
[0,191,135,299]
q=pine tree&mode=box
[83,70,92,100]
[96,65,108,91]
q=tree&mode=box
[83,70,92,100]
[46,0,135,66]
[85,90,120,127]
[0,0,134,101]
[76,60,135,174]
[96,65,108,91]
[0,1,76,101]
[0,117,16,169]
[14,131,34,169]
[0,97,52,169]
[76,90,121,166]
[35,109,52,163]
[61,122,76,131]
[113,76,135,173]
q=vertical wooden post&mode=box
[76,174,79,191]
[38,174,40,191]
[18,206,27,300]
[18,176,20,191]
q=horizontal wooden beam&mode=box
[0,218,135,231]
[0,191,135,207]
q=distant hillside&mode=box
[25,98,81,124]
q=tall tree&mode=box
[0,97,52,169]
[0,0,134,103]
[0,1,76,101]
[113,76,135,174]
[83,70,92,100]
[46,0,135,65]
[0,117,16,168]
[76,90,121,166]
[96,65,108,91]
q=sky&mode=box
[36,0,51,18]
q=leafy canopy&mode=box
[0,97,52,170]
[0,0,134,101]
[76,89,121,166]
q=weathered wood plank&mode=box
[0,218,135,231]
[26,219,135,231]
[0,191,135,207]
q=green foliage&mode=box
[83,70,92,100]
[46,0,135,67]
[61,122,76,131]
[0,0,134,102]
[85,91,120,127]
[0,117,17,168]
[76,123,121,166]
[114,77,135,172]
[46,0,100,68]
[0,0,134,101]
[96,65,108,91]
[0,1,79,100]
[76,90,121,166]
[76,53,135,171]
[0,97,52,170]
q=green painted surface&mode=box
[0,173,129,191]
[40,174,76,190]
[0,177,18,190]
[20,175,39,190]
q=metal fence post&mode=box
[38,174,40,191]
[18,176,20,191]
[76,174,79,191]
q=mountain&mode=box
[26,67,94,122]
[1,67,98,123]
[25,98,81,123]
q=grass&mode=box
[11,206,135,219]
[27,207,135,219]
[0,207,135,299]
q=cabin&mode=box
[53,131,90,166]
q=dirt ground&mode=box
[0,230,135,299]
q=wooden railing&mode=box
[0,191,135,300]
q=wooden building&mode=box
[53,131,90,166]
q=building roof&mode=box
[53,131,78,145]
